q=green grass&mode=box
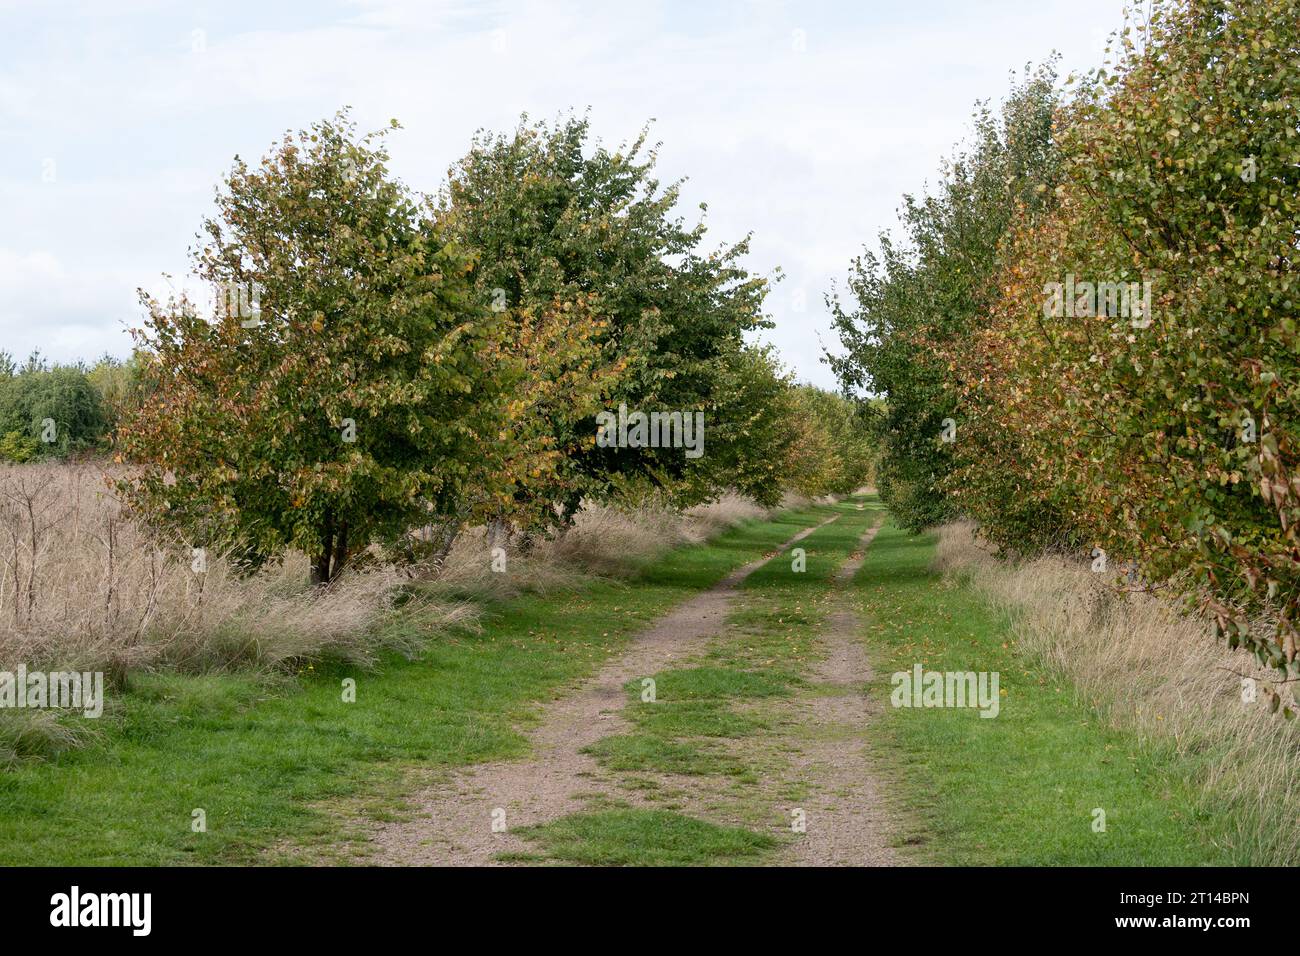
[581,667,792,777]
[515,808,776,866]
[583,734,746,776]
[582,662,803,778]
[625,699,768,738]
[9,494,1243,867]
[717,495,887,672]
[856,521,1233,865]
[0,503,840,866]
[638,666,792,701]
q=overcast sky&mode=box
[0,0,1131,388]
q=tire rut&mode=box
[782,521,904,866]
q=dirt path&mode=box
[782,523,902,865]
[367,513,842,866]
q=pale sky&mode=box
[0,0,1130,388]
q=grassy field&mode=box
[0,503,839,865]
[0,498,1259,866]
[856,521,1234,865]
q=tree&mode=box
[692,345,801,507]
[0,431,38,463]
[86,353,144,434]
[849,0,1300,687]
[440,114,776,525]
[118,113,513,584]
[963,0,1300,673]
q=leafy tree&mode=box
[86,353,144,432]
[855,0,1300,690]
[0,365,108,456]
[692,346,799,507]
[0,431,38,463]
[765,384,876,500]
[118,113,513,584]
[794,386,876,494]
[961,0,1300,678]
[440,115,775,525]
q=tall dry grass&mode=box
[0,463,777,763]
[413,492,774,602]
[0,462,458,678]
[0,464,774,679]
[934,521,1300,865]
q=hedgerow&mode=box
[834,0,1300,692]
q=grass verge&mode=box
[857,521,1239,865]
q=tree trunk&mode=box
[332,522,349,579]
[556,492,583,537]
[430,522,459,570]
[310,549,332,586]
[311,513,335,587]
[487,514,508,553]
[332,520,353,580]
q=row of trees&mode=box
[832,0,1300,689]
[116,113,872,583]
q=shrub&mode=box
[0,431,38,463]
[0,366,109,457]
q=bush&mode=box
[0,431,38,463]
[0,366,108,457]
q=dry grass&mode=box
[422,492,775,601]
[0,462,460,677]
[934,521,1300,865]
[0,709,100,769]
[542,492,772,564]
[0,464,773,679]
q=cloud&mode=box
[0,0,1129,384]
[0,248,142,361]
